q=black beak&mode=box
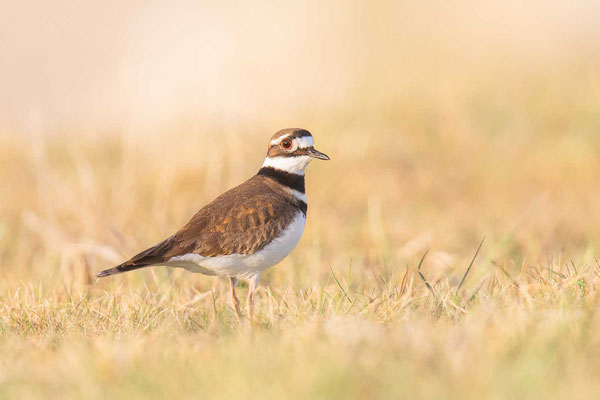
[308,147,330,160]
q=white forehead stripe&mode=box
[296,136,314,148]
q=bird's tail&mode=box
[96,238,173,278]
[95,263,147,278]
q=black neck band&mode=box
[297,201,308,216]
[257,167,305,193]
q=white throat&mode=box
[261,155,312,175]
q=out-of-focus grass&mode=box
[2,1,600,398]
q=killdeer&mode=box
[97,128,329,323]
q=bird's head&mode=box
[261,128,330,175]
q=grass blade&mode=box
[458,237,485,292]
[417,250,435,297]
[330,265,352,303]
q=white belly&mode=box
[165,212,306,279]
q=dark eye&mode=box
[281,139,292,149]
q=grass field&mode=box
[2,1,600,399]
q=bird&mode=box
[96,128,329,323]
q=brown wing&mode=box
[164,175,299,258]
[96,175,300,277]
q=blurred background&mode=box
[1,0,600,285]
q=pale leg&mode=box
[246,273,261,326]
[229,277,242,323]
